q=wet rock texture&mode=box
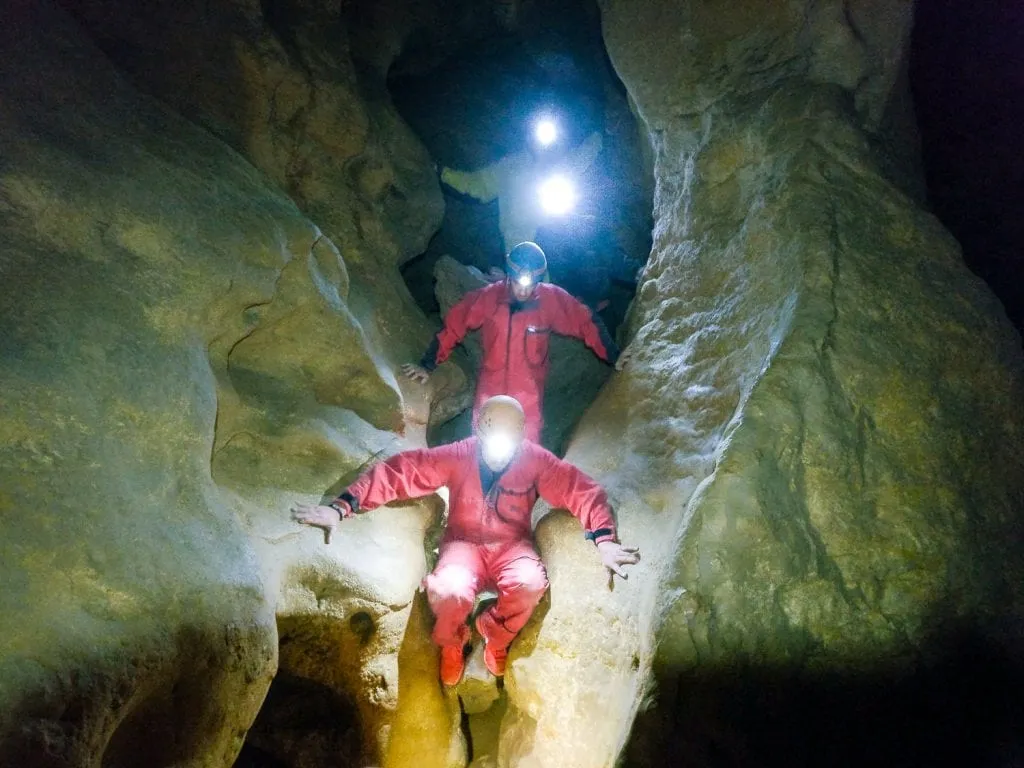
[0,1,466,766]
[487,1,1024,766]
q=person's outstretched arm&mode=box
[404,286,492,383]
[544,285,621,365]
[291,444,455,542]
[534,448,640,580]
[439,155,510,203]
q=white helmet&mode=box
[476,395,526,469]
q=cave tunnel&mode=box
[387,0,653,452]
[2,1,1024,768]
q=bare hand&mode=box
[486,267,505,283]
[291,502,347,544]
[598,540,641,580]
[401,363,431,384]
[614,343,635,372]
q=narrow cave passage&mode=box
[386,0,653,453]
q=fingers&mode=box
[290,503,313,522]
[608,563,627,579]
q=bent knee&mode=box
[426,565,479,603]
[502,562,549,597]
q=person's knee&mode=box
[502,561,548,599]
[427,565,479,604]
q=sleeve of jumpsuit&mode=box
[342,445,454,511]
[544,285,620,364]
[419,286,491,371]
[534,449,617,544]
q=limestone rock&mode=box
[484,1,1024,765]
[0,2,462,766]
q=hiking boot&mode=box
[483,642,508,677]
[474,615,508,677]
[439,645,466,686]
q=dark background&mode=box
[911,0,1024,337]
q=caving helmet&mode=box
[476,395,527,470]
[506,241,547,297]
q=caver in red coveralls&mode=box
[419,281,620,442]
[336,436,617,653]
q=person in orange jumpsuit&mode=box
[291,396,641,685]
[402,242,632,443]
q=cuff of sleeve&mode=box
[420,337,440,371]
[330,491,359,518]
[585,528,617,545]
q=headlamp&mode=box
[482,431,517,467]
[535,118,558,147]
[538,174,575,215]
[516,274,533,288]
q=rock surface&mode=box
[0,1,467,766]
[4,0,1024,767]
[485,1,1024,766]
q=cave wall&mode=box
[4,0,1024,767]
[0,1,469,766]
[485,1,1024,765]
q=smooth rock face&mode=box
[0,2,466,766]
[485,1,1024,766]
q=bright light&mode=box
[517,274,533,288]
[538,175,575,215]
[482,432,518,467]
[535,118,558,146]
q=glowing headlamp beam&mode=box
[538,175,576,215]
[517,274,533,287]
[482,432,518,466]
[535,118,558,146]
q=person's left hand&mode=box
[598,540,641,580]
[615,343,635,371]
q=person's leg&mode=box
[425,540,485,647]
[476,540,549,674]
[424,541,485,684]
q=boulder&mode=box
[0,2,464,766]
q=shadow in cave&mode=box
[385,0,653,453]
[625,623,1024,768]
[235,671,363,768]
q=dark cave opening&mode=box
[385,0,653,451]
[910,0,1024,337]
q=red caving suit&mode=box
[420,281,619,442]
[341,437,617,651]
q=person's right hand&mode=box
[401,363,431,384]
[291,502,347,544]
